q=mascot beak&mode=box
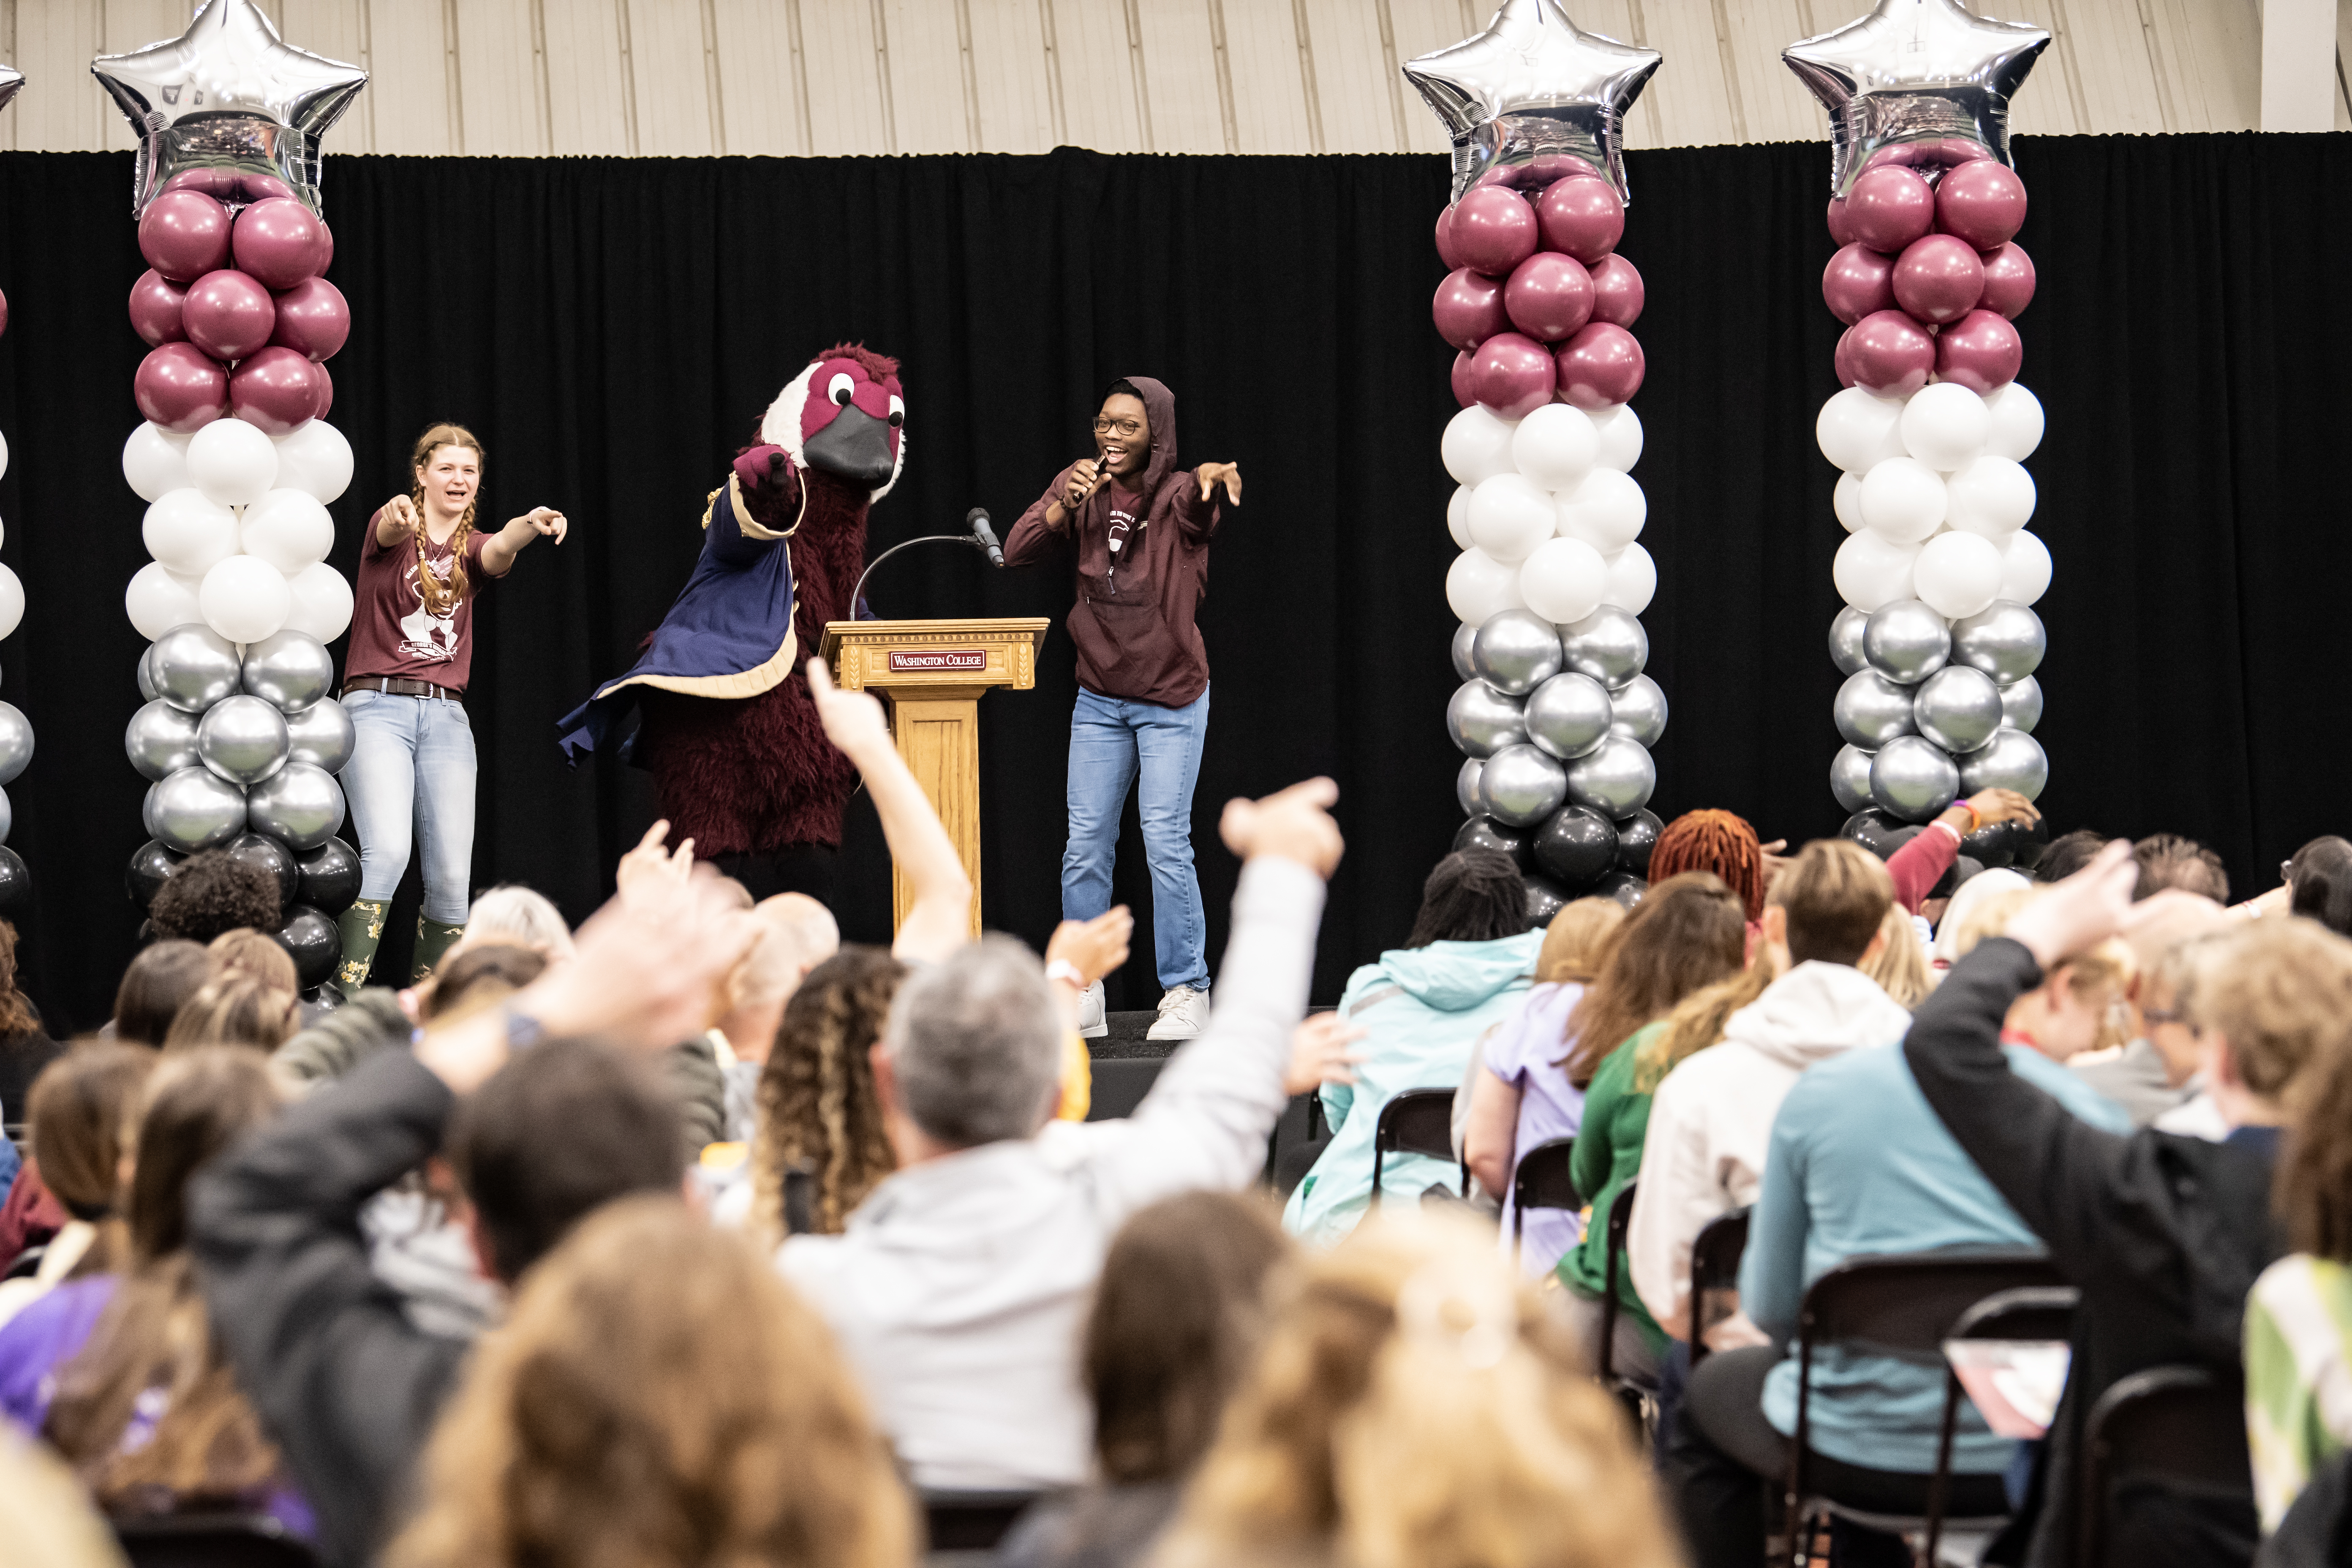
[803,405,897,486]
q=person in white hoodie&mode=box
[1627,839,1911,1343]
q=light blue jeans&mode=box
[1064,684,1211,992]
[340,689,477,924]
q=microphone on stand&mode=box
[847,504,1010,612]
[968,507,1005,567]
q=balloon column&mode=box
[98,0,367,989]
[0,63,27,915]
[1405,0,1663,921]
[1785,0,2052,857]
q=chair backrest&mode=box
[1511,1138,1580,1231]
[1947,1284,2079,1347]
[1376,1089,1458,1160]
[113,1514,319,1568]
[1798,1249,2062,1357]
[920,1489,1043,1553]
[1688,1206,1750,1358]
[2079,1365,2251,1568]
[1598,1179,1639,1386]
[4,1242,45,1282]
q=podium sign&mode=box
[820,617,1050,936]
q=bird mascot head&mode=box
[760,344,906,501]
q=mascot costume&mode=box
[558,345,905,899]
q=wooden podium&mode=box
[819,617,1051,936]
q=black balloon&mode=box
[0,847,30,917]
[1961,819,2017,869]
[127,838,185,909]
[1532,805,1617,887]
[226,831,299,911]
[2011,812,2053,874]
[1928,854,1988,901]
[1840,808,1925,862]
[303,983,346,1012]
[1454,815,1530,869]
[1592,870,1647,908]
[277,904,340,989]
[297,837,361,916]
[1615,808,1664,877]
[1525,872,1568,926]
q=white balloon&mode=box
[1982,382,2044,462]
[2000,529,2052,606]
[0,429,10,483]
[271,419,355,504]
[1516,536,1609,625]
[1466,473,1557,564]
[284,562,356,643]
[123,422,193,504]
[1441,405,1519,487]
[1914,531,2006,620]
[1833,472,1865,534]
[0,565,22,641]
[240,489,336,574]
[1833,531,1921,612]
[1816,387,1908,474]
[1859,457,1948,544]
[199,554,294,645]
[1944,456,2036,539]
[1602,542,1655,615]
[1588,403,1643,472]
[1555,468,1647,553]
[1511,403,1598,491]
[1900,383,1992,471]
[1446,548,1525,626]
[142,489,242,577]
[126,561,204,640]
[186,417,281,508]
[1446,485,1473,549]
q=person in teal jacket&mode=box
[1282,849,1537,1245]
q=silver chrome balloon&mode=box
[1863,599,1951,686]
[1609,674,1668,747]
[1564,734,1656,818]
[1913,665,2003,754]
[245,762,346,851]
[137,643,161,702]
[144,765,248,853]
[1482,742,1571,828]
[1457,757,1487,817]
[0,702,32,787]
[1998,675,2043,734]
[240,629,335,713]
[1831,743,1876,814]
[151,624,242,714]
[1558,606,1647,690]
[1957,728,2048,801]
[1471,609,1565,697]
[1829,605,1870,677]
[1451,623,1479,682]
[1950,601,2046,685]
[1524,671,1613,760]
[196,694,292,787]
[1446,679,1528,759]
[0,785,12,845]
[285,697,355,772]
[1834,669,1918,748]
[1870,735,1960,823]
[125,699,201,782]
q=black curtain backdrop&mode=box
[0,135,2344,1031]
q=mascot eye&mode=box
[828,373,855,407]
[887,395,905,429]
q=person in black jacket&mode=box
[1903,840,2352,1568]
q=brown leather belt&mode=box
[342,676,461,702]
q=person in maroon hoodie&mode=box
[1004,378,1241,1042]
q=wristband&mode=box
[1044,959,1087,989]
[503,1007,548,1052]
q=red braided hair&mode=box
[1648,810,1766,923]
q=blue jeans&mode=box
[340,689,478,924]
[1064,684,1210,992]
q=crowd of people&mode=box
[0,670,2350,1568]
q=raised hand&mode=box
[510,505,569,544]
[615,818,694,908]
[381,495,419,538]
[806,657,892,760]
[1064,458,1103,509]
[1282,1012,1367,1095]
[1964,787,2041,828]
[1047,906,1134,990]
[2004,838,2137,971]
[1220,777,1344,879]
[1195,461,1242,504]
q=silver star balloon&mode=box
[1784,0,2047,195]
[1404,0,1661,205]
[93,0,366,218]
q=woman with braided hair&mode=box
[334,423,570,996]
[748,946,906,1238]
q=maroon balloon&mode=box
[1977,242,2036,319]
[181,269,279,361]
[228,346,324,435]
[317,220,336,275]
[1435,205,1465,270]
[1936,160,2028,250]
[1826,196,1857,247]
[1821,243,1896,326]
[137,191,234,284]
[1890,234,1985,325]
[1471,332,1557,421]
[1844,166,1935,254]
[1433,267,1509,351]
[135,343,230,433]
[1554,322,1644,409]
[270,277,351,361]
[1451,351,1477,408]
[1503,252,1593,342]
[1843,310,1936,398]
[1535,175,1623,265]
[1833,325,1861,389]
[314,361,334,420]
[1451,188,1538,278]
[129,270,188,347]
[232,198,330,291]
[1587,255,1643,328]
[1934,309,2023,395]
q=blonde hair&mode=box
[1535,899,1625,986]
[409,422,483,619]
[387,1195,911,1568]
[1946,885,2039,962]
[2193,919,2352,1102]
[1943,885,2131,1008]
[1860,904,1935,1008]
[462,885,576,961]
[205,929,297,997]
[1633,958,1775,1094]
[162,975,299,1054]
[1154,1212,1677,1568]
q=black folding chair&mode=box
[920,1489,1045,1556]
[1509,1137,1579,1256]
[1922,1284,2078,1563]
[2077,1365,2252,1568]
[1598,1180,1640,1388]
[1369,1088,1465,1209]
[1688,1206,1751,1367]
[112,1514,318,1567]
[1781,1250,2061,1567]
[3,1242,45,1281]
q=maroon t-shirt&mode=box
[345,511,495,693]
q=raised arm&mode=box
[478,506,569,577]
[1003,468,1085,568]
[373,495,418,549]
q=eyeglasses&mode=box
[1092,417,1143,438]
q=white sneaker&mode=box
[1077,980,1108,1039]
[1146,984,1209,1041]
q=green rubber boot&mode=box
[411,916,468,982]
[334,898,389,999]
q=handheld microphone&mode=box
[967,506,1005,568]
